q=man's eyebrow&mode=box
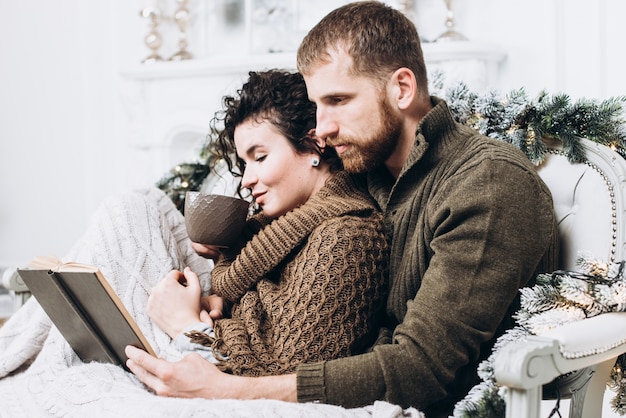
[318,91,350,101]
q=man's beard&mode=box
[331,97,403,173]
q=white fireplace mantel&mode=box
[119,41,506,189]
[121,41,505,81]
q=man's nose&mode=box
[315,108,339,140]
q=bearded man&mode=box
[127,2,559,417]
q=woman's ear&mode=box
[390,68,417,111]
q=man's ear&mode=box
[390,68,417,111]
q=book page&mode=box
[28,255,99,273]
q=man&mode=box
[126,2,558,416]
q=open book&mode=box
[17,256,155,370]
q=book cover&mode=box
[17,256,155,370]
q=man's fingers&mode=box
[125,345,173,396]
[126,345,151,372]
[125,345,159,378]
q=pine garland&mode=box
[155,139,221,212]
[430,71,626,164]
[155,162,211,212]
[453,255,626,417]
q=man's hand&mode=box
[125,346,233,398]
[125,346,298,402]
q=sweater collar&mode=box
[405,96,458,172]
[277,170,376,228]
[367,97,459,209]
[242,171,377,280]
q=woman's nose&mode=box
[241,167,256,189]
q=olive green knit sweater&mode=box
[210,171,389,377]
[295,98,559,418]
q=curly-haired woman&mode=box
[146,70,389,377]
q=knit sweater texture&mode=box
[210,171,389,377]
[296,98,560,417]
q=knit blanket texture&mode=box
[0,188,422,418]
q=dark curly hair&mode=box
[210,70,342,192]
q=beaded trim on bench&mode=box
[548,148,618,264]
[561,336,626,360]
[547,149,625,359]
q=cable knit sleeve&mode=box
[210,214,273,301]
[211,211,317,302]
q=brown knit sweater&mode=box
[209,171,389,376]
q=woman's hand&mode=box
[147,268,204,338]
[191,242,222,261]
[200,294,227,325]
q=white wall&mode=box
[447,0,626,99]
[1,0,625,270]
[0,2,138,269]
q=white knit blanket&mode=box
[0,188,423,418]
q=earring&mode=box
[311,157,320,167]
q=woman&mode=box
[0,70,387,415]
[147,70,389,376]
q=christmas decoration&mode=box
[454,255,626,417]
[430,71,626,164]
[155,137,222,213]
[156,162,211,212]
